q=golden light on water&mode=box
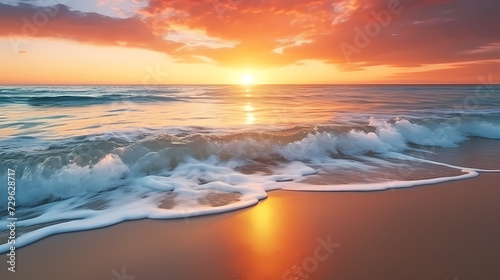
[246,102,255,124]
[246,113,255,124]
[2,84,354,139]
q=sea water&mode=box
[0,84,499,251]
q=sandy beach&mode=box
[2,172,499,280]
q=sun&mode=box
[241,74,255,85]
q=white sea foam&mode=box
[1,117,500,253]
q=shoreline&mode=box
[2,172,500,279]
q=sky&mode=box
[0,0,499,84]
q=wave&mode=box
[0,87,185,107]
[1,116,500,252]
[2,116,500,203]
[22,95,181,107]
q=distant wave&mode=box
[26,95,181,106]
[0,87,185,107]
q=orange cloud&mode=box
[392,61,500,83]
[0,3,181,53]
[137,0,500,69]
[1,0,499,76]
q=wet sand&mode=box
[2,172,500,280]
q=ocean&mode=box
[1,84,499,252]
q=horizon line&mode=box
[1,83,498,86]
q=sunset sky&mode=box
[0,0,499,84]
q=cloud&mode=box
[1,0,499,71]
[392,61,500,83]
[0,3,181,53]
[137,0,500,69]
[458,43,500,55]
